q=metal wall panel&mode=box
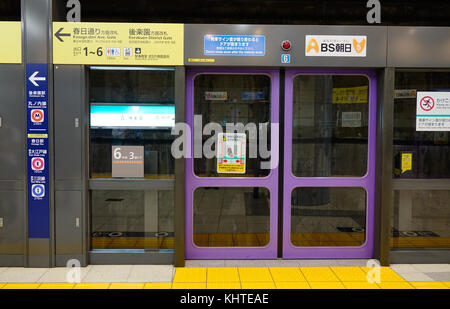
[0,64,25,265]
[0,65,25,181]
[0,191,25,255]
[388,27,450,68]
[23,0,53,268]
[54,65,83,184]
[23,0,49,63]
[185,24,387,67]
[55,191,82,255]
[54,65,86,266]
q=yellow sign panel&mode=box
[401,153,412,174]
[332,86,368,104]
[0,22,22,64]
[28,134,48,138]
[52,22,183,65]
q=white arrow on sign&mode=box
[29,71,46,87]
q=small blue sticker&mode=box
[242,91,265,100]
[281,54,291,64]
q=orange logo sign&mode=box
[353,38,366,54]
[306,38,319,53]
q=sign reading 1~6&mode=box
[52,22,184,65]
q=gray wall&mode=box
[0,64,26,266]
[387,27,450,68]
[54,65,87,266]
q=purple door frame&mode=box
[282,69,377,259]
[185,67,280,259]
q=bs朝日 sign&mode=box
[305,35,367,57]
[0,22,22,64]
[52,22,184,65]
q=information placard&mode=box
[217,133,246,174]
[112,146,144,178]
[416,92,450,131]
[26,63,49,238]
[332,86,368,104]
[204,35,265,56]
[52,22,183,65]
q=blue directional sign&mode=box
[204,35,266,56]
[26,63,49,238]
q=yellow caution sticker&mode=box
[52,22,183,65]
[401,153,412,174]
[0,22,22,64]
[217,133,246,174]
[188,58,215,63]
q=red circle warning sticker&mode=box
[419,96,435,111]
[31,157,45,171]
[31,109,44,122]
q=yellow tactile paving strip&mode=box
[1,267,449,289]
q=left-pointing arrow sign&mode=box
[55,27,71,42]
[29,71,46,87]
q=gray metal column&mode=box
[374,68,395,266]
[53,65,88,267]
[0,64,26,266]
[174,66,186,267]
[22,0,54,267]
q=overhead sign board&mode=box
[305,35,367,57]
[52,22,184,65]
[0,22,22,63]
[416,92,450,131]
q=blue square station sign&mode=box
[26,63,49,238]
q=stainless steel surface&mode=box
[0,63,26,265]
[54,65,83,181]
[0,65,25,181]
[0,191,26,255]
[55,191,83,255]
[393,179,450,191]
[54,65,87,267]
[22,0,53,267]
[388,27,450,68]
[23,0,49,63]
[89,179,175,191]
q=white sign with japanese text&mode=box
[416,92,450,131]
[305,35,367,57]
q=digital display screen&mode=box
[90,104,175,129]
